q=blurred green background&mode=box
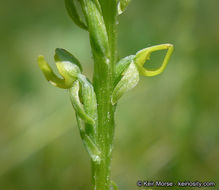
[0,0,218,189]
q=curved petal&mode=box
[38,55,80,89]
[135,44,174,76]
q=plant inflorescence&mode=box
[38,0,174,189]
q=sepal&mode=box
[114,55,135,86]
[54,48,83,72]
[56,61,81,87]
[112,62,139,105]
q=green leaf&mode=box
[54,48,83,72]
[64,0,88,30]
[112,62,139,105]
[135,44,174,76]
[69,81,95,125]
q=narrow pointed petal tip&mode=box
[37,55,56,82]
[37,55,48,70]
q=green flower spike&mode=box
[135,43,174,76]
[37,1,174,189]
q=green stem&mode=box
[91,2,117,190]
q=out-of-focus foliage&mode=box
[0,0,218,189]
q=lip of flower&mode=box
[37,55,81,89]
[135,43,174,77]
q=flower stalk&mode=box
[37,1,174,190]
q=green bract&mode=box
[76,115,101,163]
[65,0,88,30]
[69,81,95,125]
[118,0,131,15]
[81,0,109,58]
[37,1,174,190]
[77,74,98,122]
